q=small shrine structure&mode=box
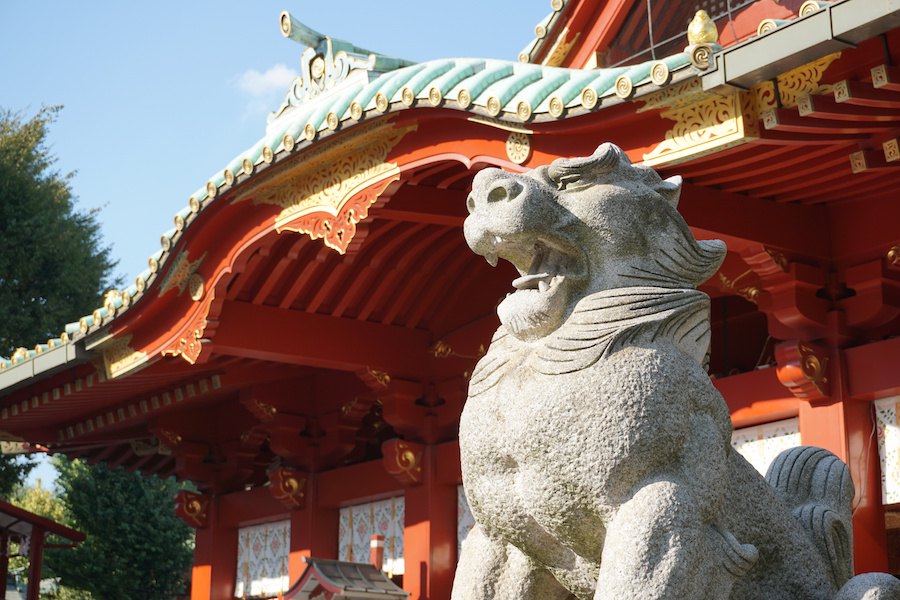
[1,1,899,598]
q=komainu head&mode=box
[464,142,726,341]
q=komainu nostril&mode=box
[466,194,476,214]
[486,179,523,203]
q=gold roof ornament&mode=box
[688,10,718,45]
[685,10,722,71]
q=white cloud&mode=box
[236,64,297,97]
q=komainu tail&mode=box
[765,446,855,592]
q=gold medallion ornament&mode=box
[401,87,415,106]
[206,181,218,198]
[689,44,714,70]
[188,273,205,301]
[457,89,472,108]
[582,87,599,110]
[375,92,389,112]
[486,96,502,116]
[516,101,533,121]
[223,168,235,186]
[350,101,364,120]
[615,75,634,99]
[548,96,565,118]
[282,134,295,152]
[304,123,317,141]
[326,112,340,130]
[174,213,186,232]
[506,132,532,165]
[428,87,443,106]
[242,157,254,176]
[650,62,672,86]
[189,196,201,213]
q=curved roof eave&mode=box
[0,49,704,379]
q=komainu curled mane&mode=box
[453,143,899,600]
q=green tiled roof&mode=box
[519,0,569,63]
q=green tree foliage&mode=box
[45,457,193,599]
[0,106,117,356]
[0,107,118,495]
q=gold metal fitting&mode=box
[282,134,295,152]
[223,168,235,186]
[581,87,598,109]
[516,101,533,121]
[457,89,472,108]
[326,112,339,130]
[205,181,218,199]
[241,158,254,176]
[428,87,443,106]
[174,214,186,231]
[261,146,274,164]
[304,123,317,141]
[650,61,671,86]
[401,87,415,106]
[375,92,389,112]
[548,96,565,118]
[486,96,502,116]
[349,101,363,120]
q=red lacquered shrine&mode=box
[1,1,900,598]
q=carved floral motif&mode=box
[775,340,831,399]
[267,467,307,509]
[101,335,149,379]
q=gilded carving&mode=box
[267,467,307,509]
[542,28,580,68]
[250,122,416,254]
[883,139,899,163]
[158,250,207,297]
[642,90,758,167]
[101,335,149,379]
[753,53,840,111]
[887,246,900,267]
[505,132,532,165]
[775,341,831,399]
[174,490,209,528]
[717,270,760,304]
[638,78,706,112]
[382,439,424,485]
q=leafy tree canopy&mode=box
[0,106,117,356]
[45,457,193,599]
[0,106,118,499]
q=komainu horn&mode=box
[453,143,899,600]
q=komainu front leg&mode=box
[452,525,574,600]
[595,479,757,600]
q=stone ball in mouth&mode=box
[494,240,578,341]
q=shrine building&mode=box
[1,0,900,597]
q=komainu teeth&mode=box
[485,252,498,267]
[538,280,549,292]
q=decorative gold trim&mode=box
[401,87,415,106]
[883,139,899,163]
[548,96,565,117]
[158,250,206,297]
[304,123,317,141]
[688,44,715,70]
[505,132,531,165]
[872,65,889,89]
[754,53,841,111]
[516,101,533,121]
[615,75,634,99]
[326,112,339,130]
[688,10,718,45]
[581,87,599,110]
[643,90,759,167]
[650,62,671,86]
[282,134,295,152]
[887,246,900,267]
[486,96,502,116]
[189,196,201,213]
[542,28,580,67]
[102,335,150,379]
[188,273,204,301]
[262,146,274,164]
[206,181,218,198]
[223,169,235,186]
[247,121,417,254]
[375,92,389,112]
[849,150,867,174]
[428,87,443,106]
[639,78,705,112]
[457,89,472,108]
[242,158,254,176]
[350,101,364,120]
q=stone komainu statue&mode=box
[454,143,900,600]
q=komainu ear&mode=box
[657,175,682,208]
[547,142,623,188]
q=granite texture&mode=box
[453,143,899,600]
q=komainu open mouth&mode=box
[482,237,581,297]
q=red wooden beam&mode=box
[210,300,431,377]
[677,183,830,258]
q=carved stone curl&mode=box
[453,143,891,600]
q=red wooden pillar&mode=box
[189,495,238,600]
[26,526,44,600]
[289,473,338,583]
[400,445,457,600]
[789,340,889,573]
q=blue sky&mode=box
[1,2,549,486]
